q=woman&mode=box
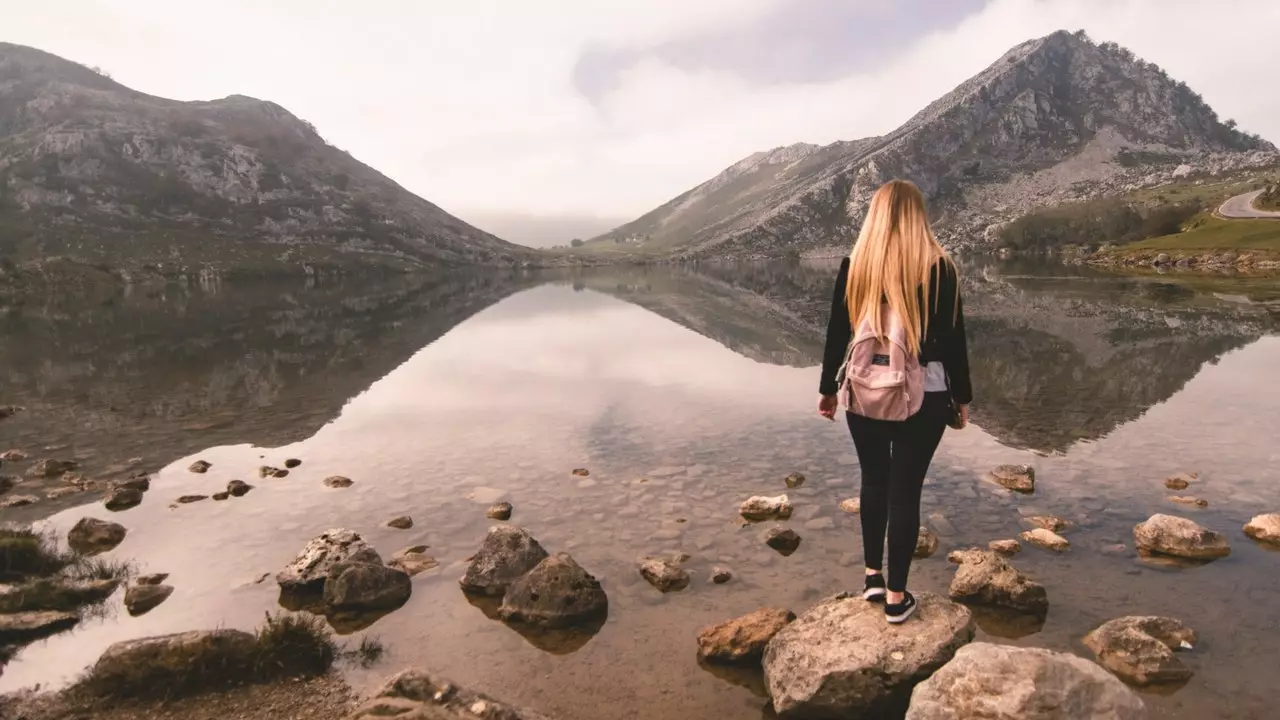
[817,179,972,624]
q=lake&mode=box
[2,261,1279,719]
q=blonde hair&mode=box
[845,179,954,356]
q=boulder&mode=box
[1243,513,1280,546]
[947,549,1048,615]
[348,668,553,720]
[763,593,974,718]
[989,464,1034,493]
[0,610,79,643]
[277,529,383,593]
[988,539,1021,555]
[1021,528,1070,552]
[93,630,257,681]
[1133,514,1230,560]
[125,583,175,616]
[27,459,78,478]
[764,526,801,555]
[324,562,412,613]
[784,472,806,489]
[487,501,513,520]
[104,486,143,511]
[839,498,861,514]
[67,517,127,555]
[459,525,548,596]
[906,643,1145,720]
[915,527,939,558]
[389,545,439,577]
[386,516,414,530]
[740,495,793,521]
[188,460,211,474]
[323,475,353,488]
[227,480,253,497]
[498,553,608,628]
[697,607,795,664]
[639,556,690,592]
[1083,616,1197,686]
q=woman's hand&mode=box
[818,394,838,421]
[956,404,969,429]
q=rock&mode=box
[487,501,513,520]
[740,494,793,521]
[459,525,549,596]
[784,472,806,489]
[571,468,590,477]
[1244,513,1280,545]
[27,459,78,478]
[764,593,974,718]
[639,556,690,592]
[67,517,127,554]
[324,562,412,612]
[284,458,302,468]
[1155,252,1171,265]
[1083,616,1197,686]
[104,486,143,511]
[764,526,801,555]
[0,495,38,508]
[906,642,1145,719]
[0,475,16,493]
[0,610,79,643]
[176,494,208,504]
[947,549,1048,615]
[227,480,253,497]
[348,668,553,720]
[386,516,414,530]
[1164,476,1189,490]
[276,529,383,593]
[915,527,939,558]
[260,466,290,478]
[112,474,150,492]
[839,498,861,514]
[1026,515,1071,532]
[212,491,230,501]
[0,450,27,461]
[388,545,439,577]
[1133,514,1230,560]
[989,464,1034,493]
[498,553,608,628]
[988,539,1021,555]
[125,583,175,615]
[698,607,795,664]
[93,630,257,682]
[1168,496,1208,508]
[188,460,211,474]
[711,567,733,584]
[323,475,353,488]
[136,573,169,585]
[45,487,83,500]
[1020,528,1070,552]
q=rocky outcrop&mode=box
[459,526,548,597]
[348,668,554,720]
[763,593,974,718]
[697,607,795,665]
[324,563,412,613]
[906,643,1145,719]
[639,556,690,593]
[740,495,793,521]
[124,583,175,615]
[1244,513,1280,546]
[276,529,382,594]
[1083,616,1197,686]
[1133,514,1230,560]
[947,549,1048,615]
[67,517,127,554]
[498,553,608,628]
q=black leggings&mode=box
[846,392,950,592]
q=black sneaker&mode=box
[861,573,886,602]
[885,591,917,624]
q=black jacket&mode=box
[819,257,973,404]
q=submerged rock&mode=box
[1025,515,1071,532]
[125,583,175,616]
[1168,496,1208,508]
[188,460,211,474]
[487,501,513,521]
[763,593,974,718]
[989,464,1034,493]
[764,527,801,555]
[906,642,1145,720]
[1163,472,1196,490]
[27,459,78,478]
[277,529,383,593]
[499,553,608,628]
[1133,514,1230,560]
[947,549,1048,615]
[784,472,806,489]
[915,527,939,558]
[324,562,412,613]
[227,480,253,497]
[459,525,549,596]
[386,516,414,530]
[323,475,353,488]
[740,494,793,521]
[103,486,143,511]
[388,545,438,577]
[67,517,127,555]
[1021,528,1070,552]
[1083,616,1197,686]
[697,607,795,664]
[0,610,79,643]
[349,668,553,720]
[988,539,1021,555]
[711,567,733,584]
[640,556,690,592]
[1243,513,1280,546]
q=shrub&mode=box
[0,527,71,581]
[998,198,1201,251]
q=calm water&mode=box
[2,262,1279,719]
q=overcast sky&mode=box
[5,0,1278,243]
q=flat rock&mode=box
[0,610,79,643]
[349,668,553,720]
[459,525,548,596]
[227,480,253,497]
[1083,616,1197,686]
[324,562,412,612]
[988,539,1021,555]
[67,517,127,554]
[947,549,1048,615]
[763,593,974,718]
[639,556,690,592]
[277,529,383,593]
[906,642,1145,720]
[915,527,939,558]
[1133,514,1229,560]
[498,553,608,628]
[176,494,208,504]
[104,486,143,511]
[764,526,801,555]
[697,607,795,664]
[386,516,414,530]
[388,545,439,577]
[989,464,1034,493]
[27,459,78,478]
[784,472,805,489]
[839,498,861,514]
[323,475,353,488]
[1021,528,1070,552]
[125,583,175,615]
[188,460,211,474]
[1243,513,1280,545]
[740,494,793,521]
[487,501,513,520]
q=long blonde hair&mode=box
[846,179,953,355]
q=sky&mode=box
[4,0,1279,245]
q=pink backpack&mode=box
[835,303,925,421]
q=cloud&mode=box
[3,0,1277,224]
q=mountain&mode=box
[594,30,1278,259]
[0,43,536,277]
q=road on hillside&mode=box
[1218,189,1280,219]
